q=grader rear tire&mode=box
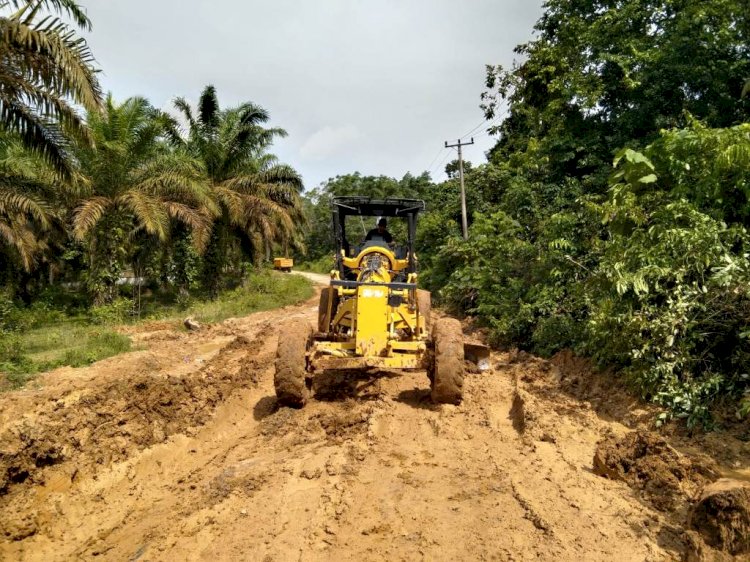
[274,319,313,408]
[430,317,464,404]
[417,289,431,335]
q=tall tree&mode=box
[426,0,750,424]
[173,85,304,295]
[0,133,57,273]
[73,95,214,304]
[0,0,102,176]
[483,0,750,185]
[301,172,434,262]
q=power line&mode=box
[460,117,490,140]
[459,106,509,140]
[429,147,454,179]
[425,145,446,173]
[426,106,509,180]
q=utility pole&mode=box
[444,138,474,239]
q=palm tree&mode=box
[73,95,215,304]
[0,134,56,272]
[0,0,102,176]
[173,85,304,295]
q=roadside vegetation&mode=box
[0,1,307,384]
[2,0,750,428]
[0,270,312,387]
[295,257,331,275]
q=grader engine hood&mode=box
[358,251,391,284]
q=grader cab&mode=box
[274,196,470,407]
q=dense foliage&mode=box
[0,2,303,303]
[301,172,434,265]
[298,0,750,427]
[426,0,750,427]
[174,86,304,296]
[0,0,102,175]
[3,0,750,427]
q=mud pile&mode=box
[505,346,750,560]
[2,292,749,561]
[593,431,718,511]
[688,479,750,557]
[0,334,264,496]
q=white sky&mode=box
[83,0,543,189]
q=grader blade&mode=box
[464,342,491,371]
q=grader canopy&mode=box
[330,196,424,278]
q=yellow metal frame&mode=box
[310,244,429,372]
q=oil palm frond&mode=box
[71,195,109,239]
[0,0,102,176]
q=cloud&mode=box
[84,0,545,188]
[299,125,362,162]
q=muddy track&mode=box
[0,290,748,561]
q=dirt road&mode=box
[290,270,330,285]
[0,283,747,561]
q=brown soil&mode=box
[593,431,719,512]
[1,286,749,561]
[688,479,750,556]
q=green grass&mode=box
[0,323,132,387]
[145,270,313,323]
[0,270,313,388]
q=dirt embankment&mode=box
[1,291,749,561]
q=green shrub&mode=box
[89,297,132,325]
[531,314,577,358]
[175,290,192,311]
[585,135,750,427]
[429,122,750,427]
[0,289,26,332]
[296,256,332,274]
[0,331,27,365]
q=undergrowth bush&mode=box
[59,331,132,368]
[295,256,332,274]
[89,297,133,325]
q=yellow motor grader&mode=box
[274,196,476,407]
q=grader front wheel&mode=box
[430,317,464,404]
[274,319,313,407]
